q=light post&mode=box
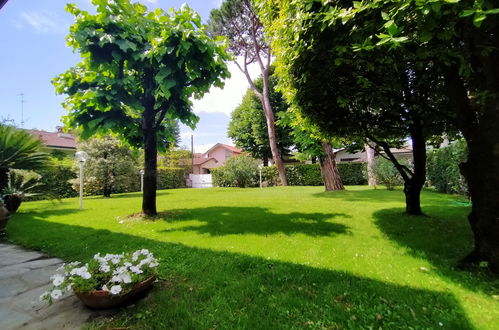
[258,164,263,189]
[140,169,145,192]
[75,151,88,210]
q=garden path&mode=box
[0,242,96,329]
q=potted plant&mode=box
[41,249,159,309]
[0,198,10,232]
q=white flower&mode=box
[51,289,63,300]
[130,266,143,274]
[121,273,132,284]
[140,249,150,256]
[81,271,91,280]
[124,262,132,267]
[149,261,159,268]
[113,266,127,275]
[132,251,140,262]
[100,263,111,273]
[102,284,109,292]
[51,274,65,286]
[110,285,122,295]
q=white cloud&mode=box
[191,60,260,115]
[18,10,68,34]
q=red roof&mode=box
[204,143,242,156]
[28,130,77,149]
[192,157,217,166]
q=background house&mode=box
[334,146,413,163]
[28,127,76,157]
[191,143,242,174]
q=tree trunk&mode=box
[403,120,426,215]
[459,136,499,272]
[442,58,499,272]
[142,109,157,217]
[365,142,377,186]
[318,142,344,191]
[0,168,9,194]
[261,89,287,185]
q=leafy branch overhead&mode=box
[54,0,230,151]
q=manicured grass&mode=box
[5,186,499,329]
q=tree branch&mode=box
[366,134,413,181]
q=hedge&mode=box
[157,167,187,189]
[255,162,367,187]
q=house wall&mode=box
[200,159,218,174]
[335,150,366,163]
[206,147,235,166]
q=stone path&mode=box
[0,242,96,330]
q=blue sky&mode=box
[0,0,257,153]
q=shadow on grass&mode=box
[312,187,456,205]
[6,217,472,329]
[373,206,499,292]
[157,206,351,237]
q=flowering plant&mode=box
[41,249,158,304]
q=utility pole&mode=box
[191,134,194,173]
[18,93,25,128]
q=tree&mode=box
[0,124,49,193]
[53,0,230,216]
[259,0,448,215]
[280,111,343,191]
[208,0,288,185]
[76,136,139,197]
[228,73,293,166]
[261,0,499,271]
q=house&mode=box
[191,143,242,174]
[28,128,77,156]
[334,146,413,163]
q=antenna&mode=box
[18,92,26,128]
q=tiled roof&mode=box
[204,143,242,156]
[193,157,217,166]
[28,130,77,149]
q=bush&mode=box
[426,140,468,195]
[372,158,404,190]
[259,163,367,187]
[157,168,186,189]
[338,163,367,185]
[27,157,77,200]
[212,155,258,188]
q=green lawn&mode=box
[5,186,499,329]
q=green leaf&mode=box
[381,12,389,20]
[473,14,487,27]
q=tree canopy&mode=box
[54,0,230,215]
[259,0,499,271]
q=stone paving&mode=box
[0,242,95,330]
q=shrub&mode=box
[26,157,77,201]
[372,158,404,190]
[212,155,258,188]
[157,168,186,189]
[426,140,468,195]
[73,137,140,197]
[258,163,366,187]
[260,165,279,186]
[338,162,367,185]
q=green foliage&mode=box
[34,158,78,200]
[212,155,258,188]
[54,1,230,149]
[338,162,368,185]
[157,168,186,190]
[75,136,140,197]
[262,163,366,186]
[159,148,192,170]
[427,140,468,195]
[286,164,322,186]
[373,158,404,190]
[228,71,293,162]
[0,124,50,191]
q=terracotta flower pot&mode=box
[74,275,155,309]
[0,206,11,232]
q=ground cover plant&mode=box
[6,186,499,329]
